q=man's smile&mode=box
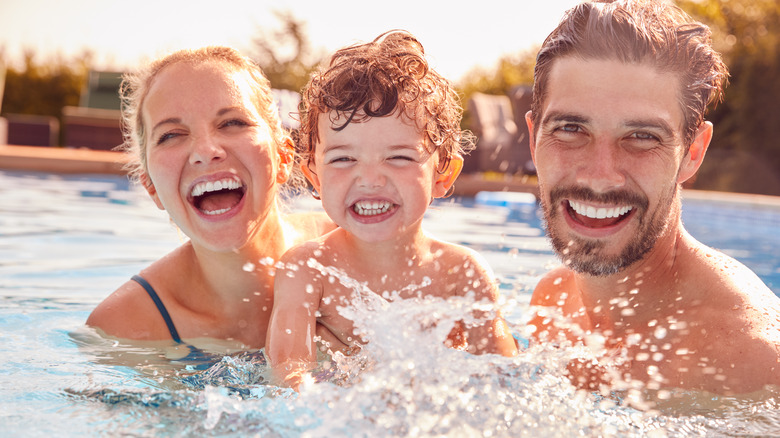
[566,200,633,228]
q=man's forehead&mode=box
[542,57,684,129]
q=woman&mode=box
[87,47,333,352]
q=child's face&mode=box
[304,111,457,244]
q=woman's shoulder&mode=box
[86,244,194,341]
[86,276,171,340]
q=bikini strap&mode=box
[131,275,183,344]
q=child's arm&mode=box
[265,246,323,390]
[453,250,518,357]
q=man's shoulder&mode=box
[530,266,577,306]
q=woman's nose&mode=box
[189,134,226,165]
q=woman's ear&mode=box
[140,172,164,210]
[433,154,464,198]
[678,121,713,184]
[276,137,295,184]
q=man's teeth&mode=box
[569,200,632,219]
[191,178,242,197]
[353,200,392,216]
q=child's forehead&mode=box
[316,110,429,149]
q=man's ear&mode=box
[300,158,321,193]
[140,172,164,210]
[276,137,295,184]
[525,110,537,166]
[678,121,713,184]
[433,154,464,198]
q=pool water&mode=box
[1,170,779,437]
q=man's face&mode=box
[527,57,689,276]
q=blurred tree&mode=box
[456,47,537,130]
[1,50,89,118]
[677,0,780,195]
[251,11,322,93]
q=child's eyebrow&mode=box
[321,144,351,153]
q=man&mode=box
[525,0,780,395]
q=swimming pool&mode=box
[1,169,779,437]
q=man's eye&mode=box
[631,131,660,141]
[559,124,581,133]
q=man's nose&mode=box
[575,139,626,192]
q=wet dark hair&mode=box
[530,0,728,149]
[299,30,473,170]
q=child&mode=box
[266,31,517,389]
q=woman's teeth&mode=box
[353,200,393,216]
[568,200,632,219]
[190,178,242,198]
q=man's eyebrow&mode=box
[541,111,589,126]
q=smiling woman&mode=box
[86,46,335,352]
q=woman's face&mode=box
[141,61,292,252]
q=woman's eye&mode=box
[156,132,180,145]
[220,119,248,128]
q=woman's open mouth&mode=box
[189,177,245,216]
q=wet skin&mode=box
[526,57,780,395]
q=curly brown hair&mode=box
[298,30,473,171]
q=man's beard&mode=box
[540,185,677,276]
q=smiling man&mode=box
[525,0,780,396]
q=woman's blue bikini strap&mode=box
[131,275,183,344]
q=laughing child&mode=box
[265,31,517,389]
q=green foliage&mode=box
[455,47,537,130]
[251,11,322,93]
[1,50,89,118]
[677,0,780,195]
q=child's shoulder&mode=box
[428,238,491,271]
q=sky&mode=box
[0,0,581,83]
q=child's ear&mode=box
[140,172,164,210]
[276,137,295,184]
[433,154,464,198]
[678,121,712,184]
[300,158,321,192]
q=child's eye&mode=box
[326,156,355,165]
[389,155,416,162]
